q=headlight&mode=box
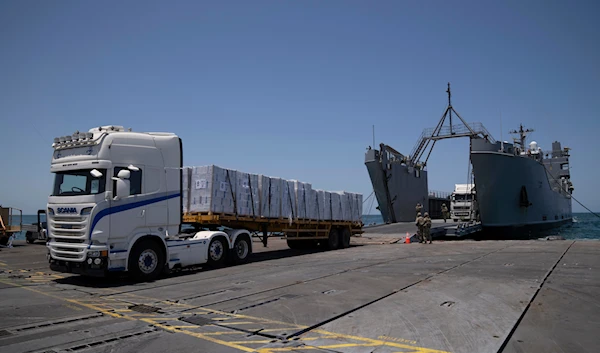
[88,251,100,257]
[81,207,93,216]
[47,208,55,215]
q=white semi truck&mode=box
[47,126,362,281]
[450,183,476,222]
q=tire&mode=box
[26,231,34,244]
[207,237,227,267]
[339,227,351,249]
[128,238,165,282]
[323,228,340,250]
[232,235,252,264]
[0,235,8,246]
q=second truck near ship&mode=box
[46,126,363,281]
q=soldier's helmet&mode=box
[417,212,422,217]
[424,212,429,217]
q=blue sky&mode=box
[1,0,598,215]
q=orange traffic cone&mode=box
[405,232,411,244]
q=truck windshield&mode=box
[453,194,473,201]
[52,169,107,196]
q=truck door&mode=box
[143,166,168,233]
[109,165,148,244]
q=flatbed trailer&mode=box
[183,212,364,250]
[0,206,22,246]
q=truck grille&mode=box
[49,215,89,261]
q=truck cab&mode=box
[450,183,476,222]
[47,126,252,281]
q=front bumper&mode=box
[48,254,108,277]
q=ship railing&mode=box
[409,122,496,164]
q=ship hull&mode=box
[470,150,572,233]
[365,148,429,223]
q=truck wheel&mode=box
[339,228,351,249]
[323,228,340,250]
[232,235,252,264]
[207,237,227,267]
[128,239,165,282]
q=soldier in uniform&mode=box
[415,203,423,218]
[423,212,432,244]
[415,212,425,243]
[441,203,449,223]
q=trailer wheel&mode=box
[232,235,252,264]
[323,228,340,250]
[207,237,227,267]
[128,238,165,282]
[339,228,351,249]
[26,231,35,244]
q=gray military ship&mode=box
[365,83,494,223]
[365,84,573,234]
[470,124,574,232]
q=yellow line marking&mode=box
[0,275,451,353]
[231,340,273,344]
[65,304,83,311]
[0,261,7,266]
[140,318,257,352]
[311,329,451,353]
[202,331,246,336]
[0,279,133,321]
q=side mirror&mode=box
[117,169,130,179]
[111,171,131,200]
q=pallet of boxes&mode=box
[182,165,363,250]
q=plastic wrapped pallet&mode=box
[339,192,351,221]
[235,172,259,217]
[331,192,342,220]
[344,192,358,222]
[258,176,282,218]
[315,190,326,221]
[258,175,270,218]
[306,188,318,220]
[322,191,332,220]
[181,167,191,213]
[269,177,282,218]
[355,193,363,222]
[189,165,236,214]
[293,180,312,219]
[282,180,297,220]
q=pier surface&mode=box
[1,232,598,353]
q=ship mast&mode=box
[509,124,534,151]
[408,83,496,167]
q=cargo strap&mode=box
[226,169,238,219]
[247,174,256,219]
[287,183,295,221]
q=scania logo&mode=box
[57,207,78,214]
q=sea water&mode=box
[361,213,600,240]
[10,213,600,240]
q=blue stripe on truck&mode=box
[89,192,181,246]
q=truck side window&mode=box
[114,167,143,195]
